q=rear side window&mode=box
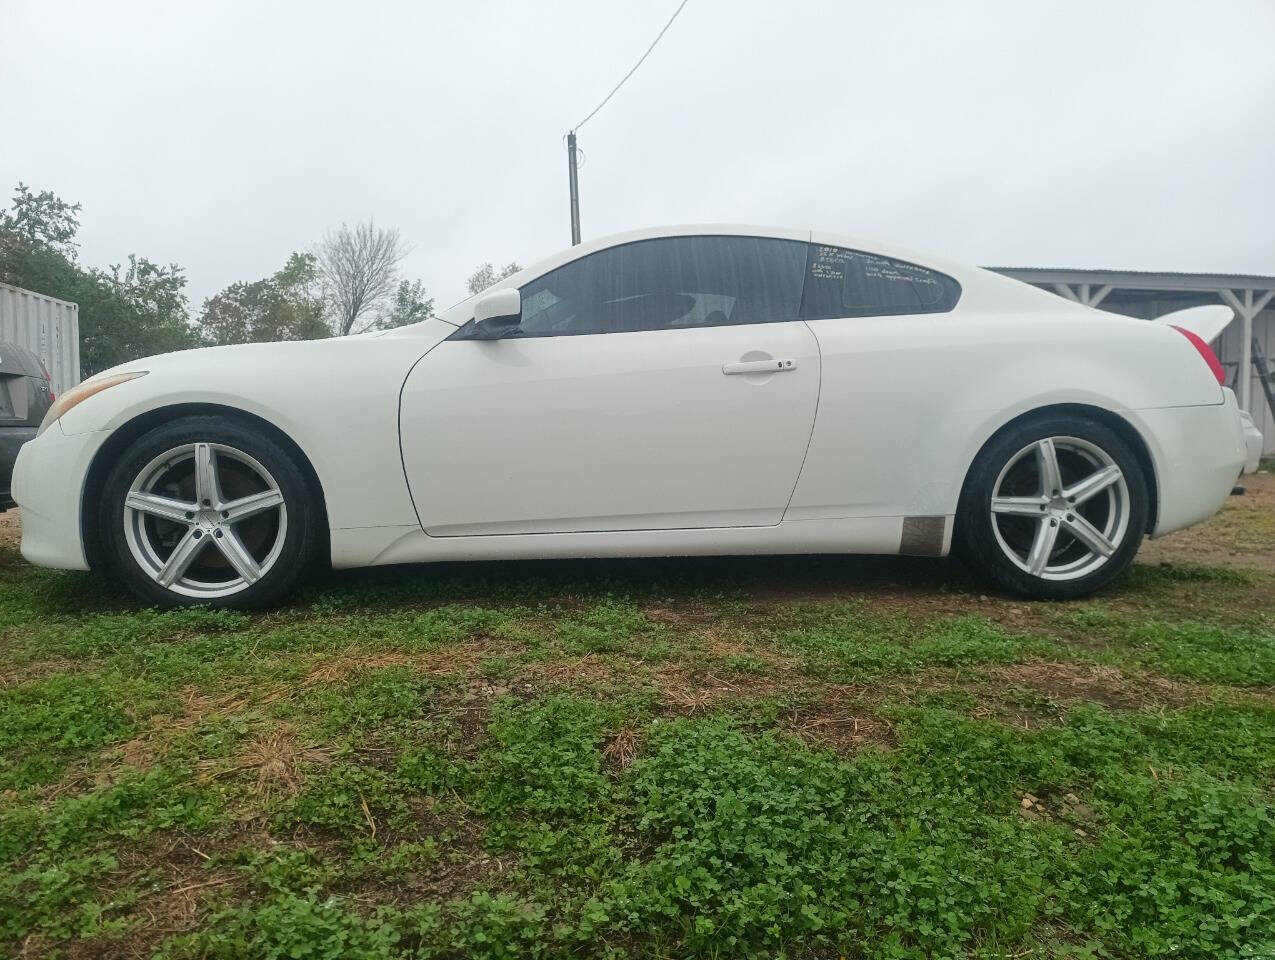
[516,235,807,337]
[800,245,960,320]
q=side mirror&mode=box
[470,288,521,340]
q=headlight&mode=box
[38,372,147,436]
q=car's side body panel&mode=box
[328,514,910,568]
[399,321,821,536]
[791,307,1227,522]
[785,311,949,521]
[337,392,1246,570]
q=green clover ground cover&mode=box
[1,542,1273,958]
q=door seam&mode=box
[780,318,822,520]
[396,335,455,537]
[777,231,819,520]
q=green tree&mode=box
[0,182,81,257]
[77,257,198,374]
[0,184,84,301]
[467,261,522,296]
[376,279,434,329]
[0,222,81,310]
[0,183,198,375]
[196,253,329,345]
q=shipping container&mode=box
[0,281,80,395]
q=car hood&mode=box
[92,319,455,382]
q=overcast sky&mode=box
[3,0,1272,313]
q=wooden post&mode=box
[1221,289,1275,413]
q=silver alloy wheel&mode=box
[989,436,1130,582]
[122,442,288,599]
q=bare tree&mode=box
[467,261,522,296]
[317,221,407,335]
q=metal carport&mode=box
[989,268,1275,455]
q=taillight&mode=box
[1171,325,1226,386]
[38,359,54,402]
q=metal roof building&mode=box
[990,268,1275,455]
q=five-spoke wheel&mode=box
[123,442,288,598]
[101,416,318,608]
[989,436,1130,581]
[957,416,1147,599]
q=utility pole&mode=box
[567,131,581,246]
[563,0,690,246]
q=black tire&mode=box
[99,415,319,608]
[954,414,1148,600]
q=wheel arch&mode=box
[81,402,331,570]
[957,403,1159,533]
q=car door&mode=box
[398,233,820,536]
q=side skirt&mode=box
[328,515,954,569]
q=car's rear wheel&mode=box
[955,415,1148,599]
[100,415,318,608]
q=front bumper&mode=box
[11,423,106,570]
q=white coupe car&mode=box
[13,226,1252,608]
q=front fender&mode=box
[59,331,449,532]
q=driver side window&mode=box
[517,235,806,337]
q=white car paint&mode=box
[400,320,820,536]
[1150,305,1263,475]
[11,224,1253,579]
[1240,410,1263,474]
[1151,304,1234,344]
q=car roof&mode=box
[528,224,973,281]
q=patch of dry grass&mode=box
[197,729,337,807]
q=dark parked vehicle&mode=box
[0,343,54,510]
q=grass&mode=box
[773,605,1060,680]
[2,496,1275,958]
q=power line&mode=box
[565,0,691,245]
[571,0,691,134]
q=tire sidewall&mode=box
[99,415,317,608]
[956,416,1148,600]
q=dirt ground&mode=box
[0,509,17,542]
[1138,468,1275,571]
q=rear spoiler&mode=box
[1151,305,1232,344]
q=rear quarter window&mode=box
[800,245,961,320]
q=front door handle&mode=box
[722,358,797,375]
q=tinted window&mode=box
[800,245,960,320]
[515,235,807,337]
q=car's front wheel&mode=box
[99,415,319,608]
[955,415,1148,599]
